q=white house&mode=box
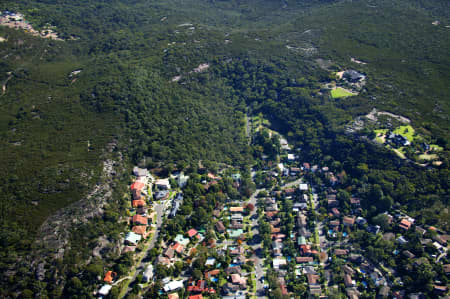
[273,257,287,270]
[98,284,112,297]
[125,232,142,246]
[299,183,308,191]
[156,178,171,190]
[143,264,154,282]
[163,280,184,292]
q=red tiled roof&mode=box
[399,219,411,230]
[284,188,295,194]
[132,226,147,235]
[343,216,356,225]
[187,228,198,238]
[334,249,348,256]
[168,294,179,299]
[271,226,281,233]
[103,271,116,283]
[132,199,146,208]
[130,181,145,191]
[296,257,313,263]
[281,283,288,295]
[188,295,203,299]
[132,214,148,225]
[172,243,184,254]
[205,269,220,279]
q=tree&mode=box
[372,214,390,230]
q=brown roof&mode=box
[122,245,136,254]
[265,211,278,218]
[168,293,179,299]
[334,249,348,256]
[350,198,360,205]
[172,243,184,254]
[343,216,356,226]
[296,257,313,263]
[443,264,450,274]
[205,269,220,279]
[329,220,340,226]
[132,214,148,225]
[164,247,175,259]
[399,219,411,230]
[343,265,355,275]
[344,274,354,287]
[132,226,147,235]
[284,188,295,194]
[434,285,447,292]
[307,274,319,285]
[215,221,226,232]
[132,199,146,208]
[271,226,281,233]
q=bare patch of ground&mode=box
[351,57,367,65]
[365,108,411,124]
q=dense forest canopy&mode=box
[0,0,448,297]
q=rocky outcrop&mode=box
[31,140,125,281]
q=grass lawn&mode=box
[419,154,438,160]
[331,87,355,98]
[392,148,406,159]
[393,125,415,142]
[314,229,320,245]
[251,272,256,292]
[430,144,444,151]
[374,129,388,143]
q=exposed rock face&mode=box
[31,140,125,282]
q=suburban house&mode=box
[343,216,356,227]
[155,178,171,190]
[334,249,349,256]
[164,247,175,259]
[163,280,184,293]
[103,271,117,284]
[343,70,364,82]
[125,232,142,246]
[215,221,226,233]
[132,214,148,225]
[399,219,412,230]
[143,264,154,282]
[132,225,148,237]
[187,228,198,238]
[296,257,314,264]
[132,199,146,208]
[344,274,356,287]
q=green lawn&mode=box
[419,154,438,161]
[393,125,415,142]
[392,148,406,159]
[430,144,443,151]
[374,129,388,143]
[331,87,355,98]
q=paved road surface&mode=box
[123,203,164,297]
[282,177,304,188]
[248,189,268,298]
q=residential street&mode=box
[123,203,164,297]
[248,188,266,298]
